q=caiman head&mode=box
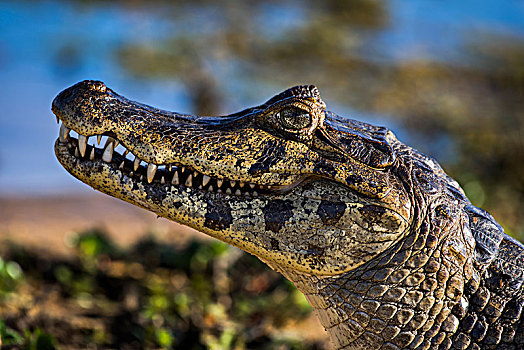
[52,80,413,278]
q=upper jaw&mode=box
[54,124,280,198]
[51,80,301,197]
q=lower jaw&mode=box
[54,139,234,226]
[54,135,274,200]
[54,138,283,260]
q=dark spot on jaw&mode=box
[204,200,233,231]
[305,255,326,271]
[346,173,363,186]
[248,140,286,174]
[313,160,336,176]
[358,205,386,225]
[270,238,279,250]
[141,183,168,206]
[248,161,268,175]
[317,200,346,225]
[306,244,324,256]
[262,199,294,233]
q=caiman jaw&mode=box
[55,124,276,197]
[52,80,412,277]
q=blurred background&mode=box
[0,0,523,348]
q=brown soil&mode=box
[0,192,208,256]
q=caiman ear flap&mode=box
[465,204,505,268]
[319,113,396,169]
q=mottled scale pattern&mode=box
[52,81,524,349]
[290,139,523,349]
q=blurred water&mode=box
[383,0,524,61]
[0,1,187,194]
[0,0,523,195]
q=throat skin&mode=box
[52,81,524,349]
[276,204,476,350]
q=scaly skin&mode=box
[52,80,524,349]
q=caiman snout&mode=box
[52,80,108,119]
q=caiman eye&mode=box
[277,107,312,130]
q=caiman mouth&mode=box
[52,81,413,278]
[55,123,277,197]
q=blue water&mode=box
[0,0,523,195]
[0,1,188,194]
[383,0,524,61]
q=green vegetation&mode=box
[0,257,23,298]
[0,230,323,349]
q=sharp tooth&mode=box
[172,171,179,185]
[198,185,202,189]
[266,185,272,190]
[193,171,199,177]
[78,135,88,157]
[225,188,232,195]
[249,183,255,189]
[104,137,115,148]
[74,147,80,157]
[217,189,223,193]
[253,191,258,196]
[181,166,186,173]
[119,160,125,169]
[208,185,214,192]
[230,180,236,187]
[140,175,144,181]
[59,124,70,142]
[89,148,95,160]
[185,174,193,187]
[235,189,241,196]
[97,135,102,145]
[147,163,157,183]
[161,176,165,184]
[202,175,211,186]
[217,179,223,188]
[130,171,134,177]
[102,142,114,162]
[134,156,140,171]
[239,182,245,188]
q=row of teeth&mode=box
[59,124,272,196]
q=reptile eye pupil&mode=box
[278,107,311,130]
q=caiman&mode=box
[51,80,524,350]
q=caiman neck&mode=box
[284,207,476,349]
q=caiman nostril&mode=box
[84,80,107,93]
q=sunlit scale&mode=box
[58,124,273,197]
